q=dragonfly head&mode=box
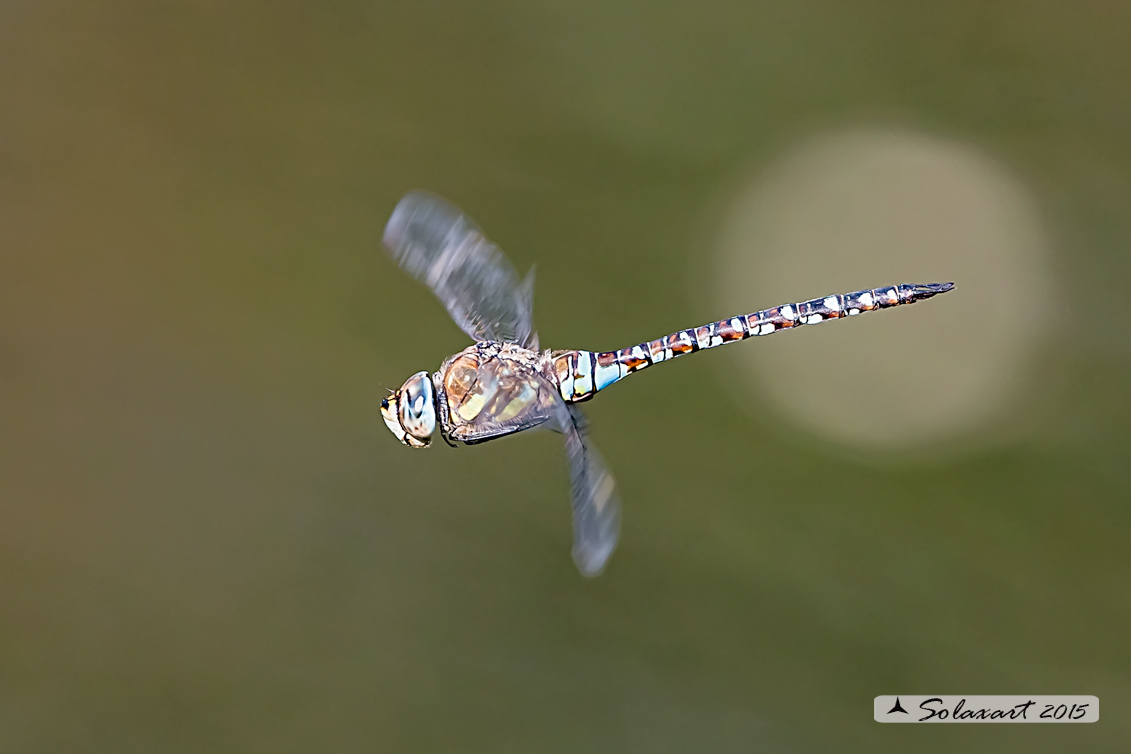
[381,371,436,448]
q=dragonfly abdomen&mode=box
[553,282,953,403]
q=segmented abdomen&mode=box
[553,282,952,403]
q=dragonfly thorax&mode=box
[382,371,437,448]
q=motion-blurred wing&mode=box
[383,192,538,349]
[554,401,620,577]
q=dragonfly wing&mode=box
[383,191,538,349]
[553,401,620,576]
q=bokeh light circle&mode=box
[711,129,1048,452]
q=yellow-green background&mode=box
[2,2,1128,752]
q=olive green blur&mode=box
[2,2,1129,753]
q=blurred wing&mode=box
[553,400,621,577]
[383,192,538,349]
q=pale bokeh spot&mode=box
[712,129,1048,452]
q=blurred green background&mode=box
[2,1,1129,752]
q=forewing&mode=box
[554,401,621,577]
[383,191,538,348]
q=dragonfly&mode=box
[379,192,953,576]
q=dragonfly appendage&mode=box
[553,282,953,403]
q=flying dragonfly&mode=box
[379,192,953,576]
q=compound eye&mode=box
[397,372,436,441]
